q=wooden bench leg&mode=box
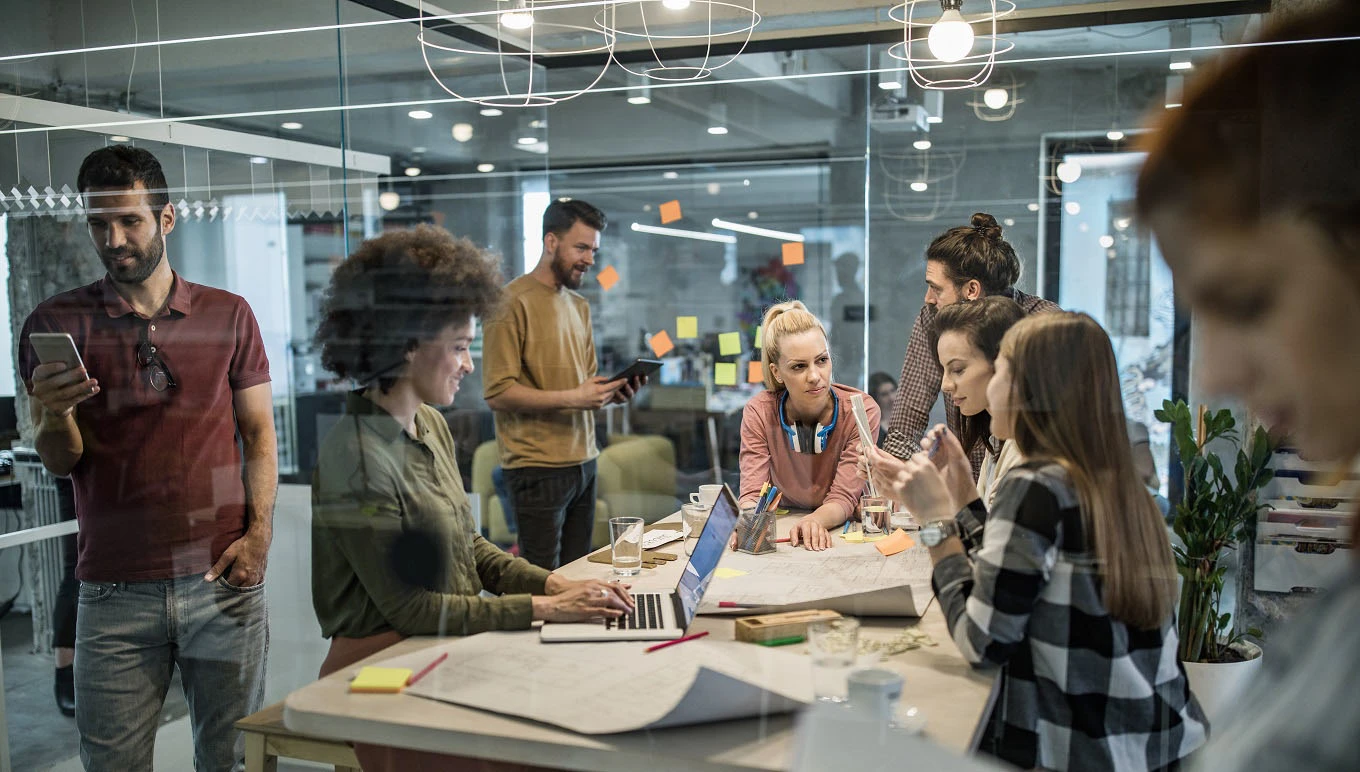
[244,732,277,772]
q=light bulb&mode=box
[480,107,503,117]
[517,136,538,145]
[378,191,401,211]
[477,163,496,173]
[748,211,759,219]
[404,166,422,177]
[1026,202,1040,212]
[983,88,1008,110]
[911,181,929,192]
[1106,129,1125,142]
[1055,161,1082,184]
[913,139,932,151]
[408,110,433,120]
[1065,201,1081,216]
[928,9,974,63]
[501,1,533,30]
[1098,235,1115,249]
[663,0,692,8]
[452,123,474,142]
[280,122,303,130]
[707,126,728,135]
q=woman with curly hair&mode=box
[310,226,632,771]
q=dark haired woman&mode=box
[310,225,631,771]
[882,213,1059,477]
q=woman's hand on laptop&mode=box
[534,578,635,622]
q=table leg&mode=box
[243,732,276,772]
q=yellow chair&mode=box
[471,440,513,546]
[594,434,680,548]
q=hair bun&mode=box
[970,212,1003,241]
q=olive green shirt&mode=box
[311,392,550,639]
[482,274,599,469]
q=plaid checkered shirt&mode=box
[934,461,1209,771]
[882,289,1060,476]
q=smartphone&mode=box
[29,333,86,372]
[606,358,663,384]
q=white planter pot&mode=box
[1181,641,1263,726]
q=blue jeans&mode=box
[75,574,269,772]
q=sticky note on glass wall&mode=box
[676,316,698,339]
[714,362,738,386]
[659,200,682,224]
[781,242,805,266]
[596,265,620,291]
[747,361,763,384]
[754,326,762,349]
[718,332,741,356]
[649,330,675,358]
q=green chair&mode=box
[593,434,680,548]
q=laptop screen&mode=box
[674,484,740,626]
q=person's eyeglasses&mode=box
[135,326,177,392]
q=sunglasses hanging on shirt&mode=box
[135,323,177,392]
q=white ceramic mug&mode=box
[689,484,723,509]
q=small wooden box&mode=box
[734,609,842,643]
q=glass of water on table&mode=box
[861,495,889,535]
[807,618,861,702]
[609,516,645,576]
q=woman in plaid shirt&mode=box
[868,312,1207,771]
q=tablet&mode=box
[607,358,663,383]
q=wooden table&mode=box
[283,514,996,771]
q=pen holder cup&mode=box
[735,506,778,555]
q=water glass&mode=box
[609,516,644,576]
[861,495,889,534]
[807,618,860,702]
[681,503,710,556]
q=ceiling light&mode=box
[477,163,495,173]
[280,121,303,130]
[249,156,268,165]
[1055,161,1082,184]
[748,211,759,219]
[913,139,932,151]
[911,181,928,192]
[1003,218,1015,227]
[413,146,427,153]
[926,116,943,125]
[1106,129,1125,142]
[1026,202,1040,212]
[452,122,474,142]
[663,0,692,9]
[706,182,721,195]
[928,4,974,63]
[630,222,736,244]
[627,87,652,105]
[707,126,729,135]
[404,166,422,177]
[110,135,130,142]
[1169,60,1193,71]
[1098,234,1115,249]
[378,191,401,211]
[517,136,538,145]
[982,88,1008,110]
[480,107,503,117]
[1165,74,1184,109]
[663,171,679,180]
[408,109,433,120]
[878,51,903,91]
[500,0,533,30]
[1114,217,1132,231]
[1065,201,1081,215]
[742,179,750,186]
[712,218,805,242]
[708,102,728,136]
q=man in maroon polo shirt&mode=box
[19,146,276,772]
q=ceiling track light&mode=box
[630,222,736,244]
[707,102,729,135]
[888,1,1015,91]
[711,218,805,242]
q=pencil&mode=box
[406,651,449,686]
[718,601,763,608]
[645,631,709,653]
[774,537,791,543]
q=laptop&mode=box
[540,483,741,642]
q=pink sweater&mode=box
[739,383,880,521]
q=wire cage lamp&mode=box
[600,0,761,82]
[889,0,1015,91]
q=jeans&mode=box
[75,573,269,772]
[52,477,78,649]
[503,460,597,570]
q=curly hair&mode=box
[314,225,504,391]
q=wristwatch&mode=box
[918,519,960,547]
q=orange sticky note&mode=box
[875,529,916,557]
[714,362,738,386]
[659,200,682,224]
[649,330,675,358]
[747,360,763,384]
[596,265,620,291]
[781,242,805,266]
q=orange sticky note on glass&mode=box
[596,265,620,291]
[875,529,915,557]
[781,242,805,266]
[649,330,675,358]
[714,362,738,386]
[659,200,682,224]
[747,361,763,384]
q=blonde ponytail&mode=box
[759,300,828,392]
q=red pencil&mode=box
[774,537,791,543]
[406,651,449,686]
[645,631,709,653]
[718,601,763,609]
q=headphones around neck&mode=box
[778,389,839,454]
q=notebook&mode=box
[540,484,741,642]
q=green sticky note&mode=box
[754,326,762,349]
[719,332,741,356]
[677,316,698,339]
[714,362,738,386]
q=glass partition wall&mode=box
[0,1,1261,765]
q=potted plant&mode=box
[1155,399,1273,723]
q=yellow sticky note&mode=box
[875,529,916,557]
[714,362,738,386]
[677,316,698,339]
[782,242,805,266]
[719,332,741,356]
[349,666,412,694]
[842,531,864,544]
[660,200,682,224]
[754,325,762,349]
[649,330,675,358]
[747,360,763,384]
[596,265,620,291]
[714,568,748,579]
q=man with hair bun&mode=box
[882,213,1059,477]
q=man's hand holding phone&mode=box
[30,362,99,420]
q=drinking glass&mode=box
[861,495,889,534]
[609,516,644,576]
[681,503,709,556]
[807,618,860,702]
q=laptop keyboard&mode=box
[609,592,666,630]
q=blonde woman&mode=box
[738,301,879,551]
[868,313,1206,771]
